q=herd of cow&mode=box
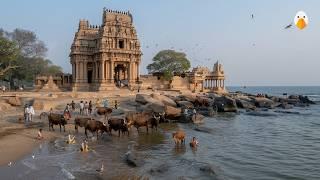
[40,107,166,139]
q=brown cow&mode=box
[74,117,91,133]
[172,130,186,145]
[96,107,112,120]
[85,119,109,139]
[47,113,68,132]
[126,112,153,133]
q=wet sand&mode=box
[0,128,58,166]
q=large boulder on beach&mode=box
[142,101,165,113]
[7,97,22,106]
[135,94,154,105]
[214,96,237,112]
[235,98,255,110]
[151,93,177,107]
[165,106,181,119]
[177,101,194,108]
[253,97,276,108]
[179,93,197,102]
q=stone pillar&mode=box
[84,61,88,83]
[76,62,80,83]
[100,61,104,82]
[72,63,75,82]
[136,62,140,80]
[110,61,114,83]
[105,60,110,82]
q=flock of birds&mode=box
[142,12,306,66]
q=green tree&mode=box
[0,28,62,83]
[0,36,19,76]
[147,50,191,80]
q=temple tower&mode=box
[70,8,142,91]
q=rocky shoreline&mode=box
[133,91,316,123]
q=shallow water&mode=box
[1,87,320,180]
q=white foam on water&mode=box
[61,168,75,179]
[22,160,37,170]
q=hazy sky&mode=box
[0,0,319,86]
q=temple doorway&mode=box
[114,63,128,87]
[87,62,93,84]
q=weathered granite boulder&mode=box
[135,94,154,105]
[151,93,177,107]
[143,101,165,113]
[165,106,181,119]
[214,96,237,112]
[253,97,276,108]
[176,101,194,108]
[7,97,22,106]
[179,93,197,102]
[235,98,255,110]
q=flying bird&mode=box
[284,23,293,29]
[8,162,12,167]
[251,14,254,19]
[32,155,35,159]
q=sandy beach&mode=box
[0,89,155,167]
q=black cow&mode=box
[108,118,129,137]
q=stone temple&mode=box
[70,8,142,91]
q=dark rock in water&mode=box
[194,126,213,133]
[277,103,294,109]
[299,95,315,104]
[253,97,275,108]
[214,96,237,112]
[124,151,143,167]
[199,165,216,175]
[235,98,255,110]
[274,110,300,115]
[149,164,169,174]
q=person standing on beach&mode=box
[71,100,75,111]
[88,101,93,115]
[24,104,29,123]
[79,101,84,115]
[29,105,35,122]
[114,100,118,109]
[84,101,89,115]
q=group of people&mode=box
[79,101,93,116]
[24,104,35,123]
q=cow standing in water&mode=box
[108,118,129,137]
[96,107,112,120]
[74,117,91,133]
[84,119,109,139]
[47,113,68,132]
[126,112,161,133]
